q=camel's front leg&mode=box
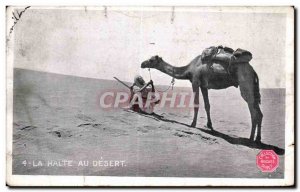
[200,87,213,129]
[191,83,199,127]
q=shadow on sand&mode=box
[129,110,285,156]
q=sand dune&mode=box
[12,68,285,178]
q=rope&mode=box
[148,68,175,93]
[148,68,152,80]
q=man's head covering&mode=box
[134,75,145,88]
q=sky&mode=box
[10,6,291,88]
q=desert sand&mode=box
[12,68,285,178]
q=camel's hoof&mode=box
[206,122,213,130]
[249,136,254,142]
[255,136,261,143]
[190,121,196,128]
[255,140,261,144]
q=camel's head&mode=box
[141,55,163,69]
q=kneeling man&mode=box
[130,75,159,114]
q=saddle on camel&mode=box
[201,45,253,87]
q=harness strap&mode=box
[148,68,152,80]
[171,68,175,90]
[148,68,175,92]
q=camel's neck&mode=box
[155,60,190,80]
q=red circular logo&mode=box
[256,150,279,172]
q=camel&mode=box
[141,46,263,142]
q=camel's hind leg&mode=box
[247,102,257,141]
[238,68,262,142]
[254,104,263,142]
[246,103,263,142]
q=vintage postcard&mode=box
[6,6,294,186]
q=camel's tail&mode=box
[253,71,261,105]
